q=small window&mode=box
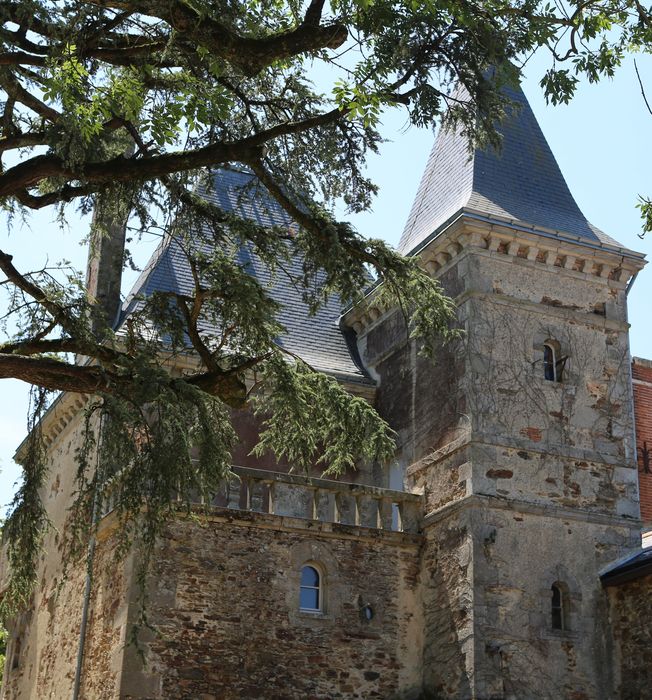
[299,565,321,612]
[543,341,565,382]
[551,582,569,630]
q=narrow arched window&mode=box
[551,582,569,630]
[299,565,321,612]
[543,341,564,382]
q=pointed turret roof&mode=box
[398,83,622,254]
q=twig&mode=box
[634,59,652,117]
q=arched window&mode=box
[299,564,321,612]
[551,582,570,630]
[543,341,564,382]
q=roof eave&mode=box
[405,207,647,264]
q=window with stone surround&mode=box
[543,340,565,382]
[551,582,570,630]
[299,564,322,612]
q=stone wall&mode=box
[632,358,652,522]
[121,513,422,700]
[419,499,639,700]
[0,405,131,700]
[355,235,639,518]
[351,222,644,700]
[606,573,652,699]
[356,259,467,484]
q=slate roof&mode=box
[119,168,370,384]
[398,82,625,254]
[600,546,652,586]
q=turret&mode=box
[345,80,646,698]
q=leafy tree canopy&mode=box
[0,0,649,616]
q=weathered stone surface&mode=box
[606,574,652,699]
[122,516,422,700]
[3,210,650,700]
[354,221,645,699]
[1,411,131,700]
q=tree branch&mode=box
[82,0,348,76]
[0,354,123,394]
[0,71,60,122]
[0,249,80,336]
[634,58,652,117]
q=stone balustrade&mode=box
[216,466,422,533]
[101,465,423,534]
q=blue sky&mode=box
[1,51,651,512]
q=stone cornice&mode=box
[343,213,646,337]
[406,431,637,477]
[422,492,643,530]
[421,217,645,286]
[14,391,89,464]
[97,504,424,548]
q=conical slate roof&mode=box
[398,83,621,254]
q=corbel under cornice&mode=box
[343,209,647,337]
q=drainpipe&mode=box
[72,413,106,700]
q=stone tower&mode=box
[345,83,646,698]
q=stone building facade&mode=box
[1,82,651,699]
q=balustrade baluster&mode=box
[244,478,253,511]
[334,492,343,524]
[226,478,241,509]
[311,488,320,520]
[266,481,275,514]
[392,501,402,532]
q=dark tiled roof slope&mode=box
[399,83,622,254]
[120,169,370,383]
[601,546,652,586]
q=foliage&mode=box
[0,623,5,684]
[0,0,650,617]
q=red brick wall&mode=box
[632,359,652,522]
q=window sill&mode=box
[295,609,330,621]
[541,628,579,641]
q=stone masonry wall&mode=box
[606,573,652,699]
[357,260,466,477]
[121,513,423,700]
[1,407,131,700]
[2,535,129,700]
[632,358,652,522]
[354,227,643,700]
[418,500,640,700]
[469,502,638,700]
[419,513,474,698]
